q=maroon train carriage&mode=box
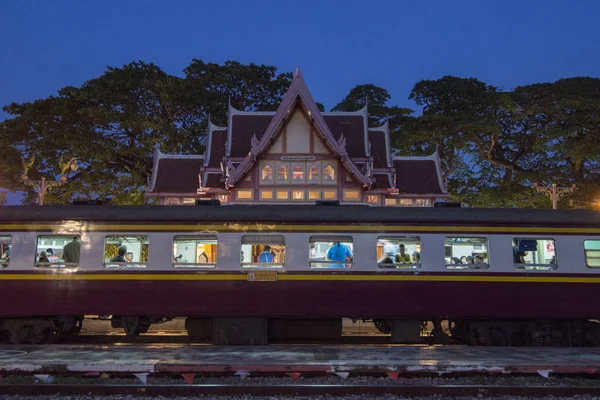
[1,204,600,345]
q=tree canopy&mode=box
[1,59,599,209]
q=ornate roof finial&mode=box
[250,133,260,160]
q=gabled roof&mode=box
[204,120,227,168]
[392,148,448,196]
[147,147,204,195]
[369,120,392,168]
[224,68,373,188]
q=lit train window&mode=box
[173,236,217,268]
[104,236,149,269]
[309,236,353,268]
[0,236,11,268]
[445,237,489,270]
[377,237,421,269]
[35,235,81,268]
[584,241,600,268]
[513,238,556,271]
[241,235,285,268]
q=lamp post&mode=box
[21,157,78,206]
[533,182,576,210]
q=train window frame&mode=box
[376,236,421,269]
[34,235,81,269]
[0,235,11,268]
[512,238,557,271]
[103,235,149,269]
[241,235,285,269]
[172,235,218,268]
[584,240,600,268]
[444,237,490,270]
[309,236,354,269]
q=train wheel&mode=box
[373,319,392,334]
[121,316,151,339]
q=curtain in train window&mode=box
[0,236,11,268]
[173,236,217,268]
[377,237,421,269]
[309,236,353,268]
[584,241,600,268]
[241,235,285,268]
[445,237,490,270]
[35,235,81,268]
[512,238,556,270]
[104,236,149,269]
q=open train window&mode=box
[377,237,421,269]
[173,236,217,268]
[104,236,148,269]
[0,236,11,268]
[35,235,81,268]
[513,238,556,271]
[309,236,353,268]
[445,237,489,270]
[241,235,285,268]
[584,241,600,268]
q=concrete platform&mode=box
[1,345,600,377]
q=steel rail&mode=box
[1,384,600,397]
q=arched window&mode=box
[277,165,288,181]
[323,164,335,181]
[308,165,320,182]
[261,165,273,181]
[292,166,304,181]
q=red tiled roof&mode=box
[149,158,203,194]
[323,115,366,158]
[207,129,227,168]
[394,160,444,195]
[369,130,388,168]
[230,115,273,157]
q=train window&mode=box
[309,236,353,268]
[241,235,285,268]
[513,239,556,271]
[584,241,600,268]
[377,237,421,269]
[0,236,11,268]
[173,236,217,268]
[104,236,149,269]
[445,237,489,269]
[35,235,81,268]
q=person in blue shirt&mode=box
[259,245,275,263]
[326,242,353,268]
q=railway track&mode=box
[2,383,600,397]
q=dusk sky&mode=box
[1,0,599,203]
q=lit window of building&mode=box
[260,190,273,200]
[323,163,335,182]
[415,199,430,207]
[323,189,337,200]
[367,195,379,204]
[261,164,273,182]
[308,190,321,200]
[164,197,180,205]
[399,199,413,207]
[385,198,396,206]
[236,189,253,200]
[308,163,320,183]
[292,190,305,200]
[276,190,289,200]
[182,198,195,205]
[343,189,360,201]
[292,165,304,182]
[276,163,289,183]
[217,195,229,204]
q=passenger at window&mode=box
[379,252,395,265]
[451,257,461,265]
[326,242,353,267]
[46,248,59,262]
[460,256,468,264]
[63,238,81,263]
[111,246,127,263]
[259,245,275,263]
[125,252,134,263]
[466,256,474,264]
[395,244,411,264]
[38,251,50,263]
[512,245,526,264]
[550,255,557,265]
[412,251,421,264]
[474,255,484,264]
[1,248,10,267]
[309,243,317,259]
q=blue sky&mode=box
[1,0,599,203]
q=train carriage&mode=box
[1,204,600,345]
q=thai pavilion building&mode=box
[146,69,448,206]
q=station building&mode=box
[147,69,448,206]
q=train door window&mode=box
[445,237,490,269]
[513,238,556,270]
[104,236,149,269]
[0,236,11,268]
[309,236,353,268]
[35,235,81,268]
[377,237,421,269]
[241,235,285,268]
[173,236,217,268]
[584,241,600,268]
